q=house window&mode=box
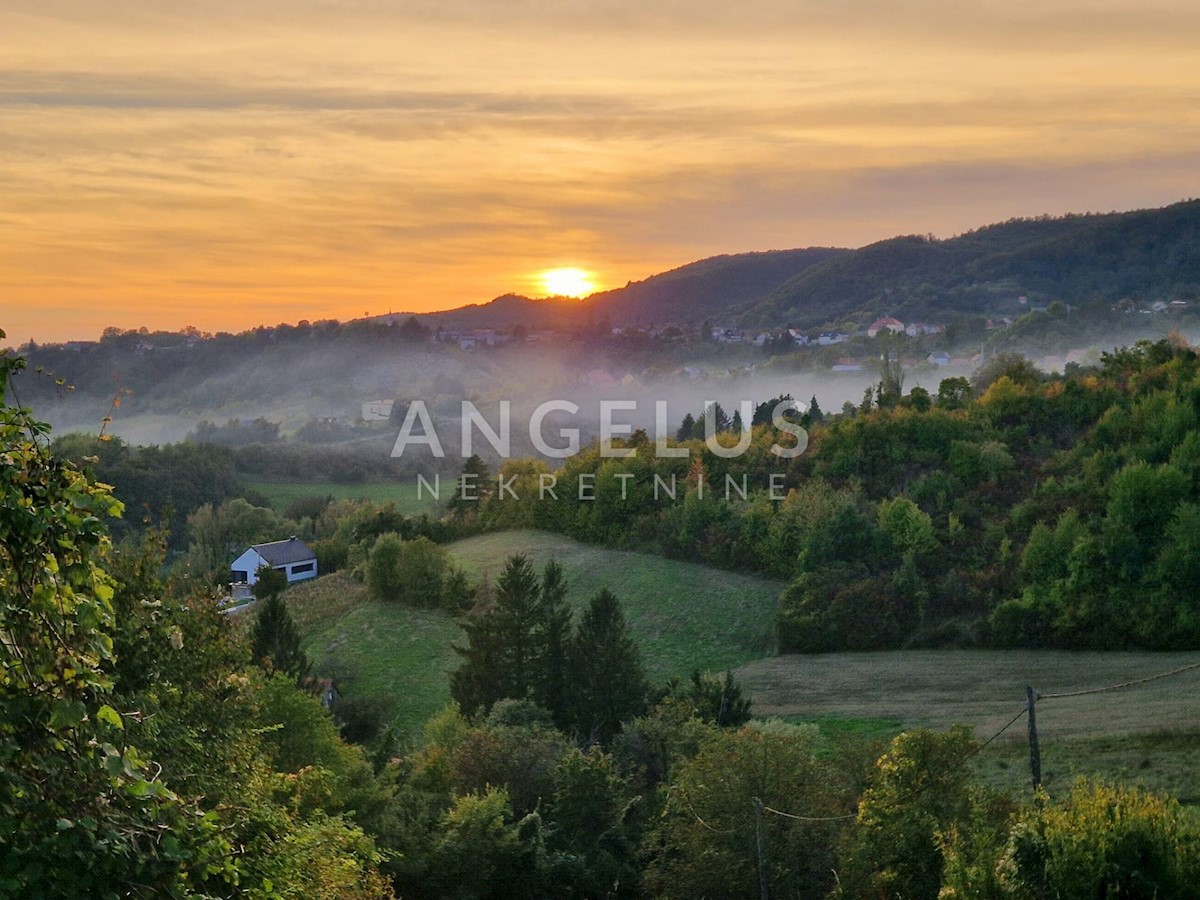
[291,562,315,574]
[231,570,248,582]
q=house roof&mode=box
[251,537,316,566]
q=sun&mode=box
[539,267,596,298]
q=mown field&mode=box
[243,478,438,515]
[266,531,1200,800]
[739,650,1200,801]
[277,530,786,733]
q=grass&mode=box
[264,541,1200,800]
[275,530,786,735]
[243,478,437,516]
[737,649,1200,800]
[446,530,786,681]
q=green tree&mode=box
[644,722,848,899]
[533,560,573,726]
[568,590,649,741]
[0,349,222,896]
[991,780,1200,899]
[843,726,984,900]
[249,593,309,680]
[451,553,543,716]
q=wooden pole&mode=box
[754,797,769,900]
[1026,686,1041,791]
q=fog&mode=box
[26,315,1194,476]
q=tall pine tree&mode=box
[534,560,573,727]
[450,553,543,716]
[568,590,648,741]
[249,594,309,681]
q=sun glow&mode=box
[539,267,596,298]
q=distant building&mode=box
[230,537,318,588]
[867,317,905,338]
[905,322,945,337]
[832,357,864,372]
[303,677,341,709]
[817,332,849,346]
[361,399,394,421]
[927,351,951,367]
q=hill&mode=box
[386,247,843,330]
[389,200,1200,331]
[743,200,1200,327]
[285,530,786,732]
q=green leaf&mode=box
[96,705,123,730]
[49,700,87,730]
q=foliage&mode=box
[249,592,310,680]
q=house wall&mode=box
[230,549,318,585]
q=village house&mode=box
[832,357,864,372]
[867,317,905,338]
[230,537,319,591]
[928,351,951,367]
[817,332,849,345]
[361,399,394,421]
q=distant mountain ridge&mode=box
[386,199,1200,331]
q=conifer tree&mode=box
[568,590,648,741]
[534,560,574,726]
[249,592,309,681]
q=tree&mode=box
[988,780,1200,898]
[250,592,309,681]
[676,413,696,442]
[366,532,453,607]
[254,562,289,600]
[937,376,973,409]
[451,553,543,716]
[644,722,849,899]
[808,394,824,424]
[568,590,648,741]
[0,347,221,896]
[843,726,985,900]
[730,408,744,436]
[533,561,574,726]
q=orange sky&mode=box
[3,1,1199,343]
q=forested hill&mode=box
[397,199,1200,331]
[387,246,845,330]
[739,199,1200,327]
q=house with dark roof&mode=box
[230,537,318,588]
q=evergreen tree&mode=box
[450,553,543,716]
[534,560,574,726]
[676,412,696,442]
[730,409,744,436]
[809,394,824,423]
[249,592,310,681]
[568,590,648,741]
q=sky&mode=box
[2,0,1199,343]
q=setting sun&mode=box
[539,267,596,298]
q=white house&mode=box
[361,399,394,421]
[867,317,905,338]
[928,351,952,367]
[230,537,319,588]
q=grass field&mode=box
[446,530,786,679]
[243,478,438,515]
[738,650,1200,801]
[276,530,786,733]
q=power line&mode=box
[1038,660,1200,700]
[760,705,1028,825]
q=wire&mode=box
[673,782,737,835]
[1038,660,1200,700]
[760,705,1029,825]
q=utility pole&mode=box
[754,798,769,900]
[1026,686,1041,791]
